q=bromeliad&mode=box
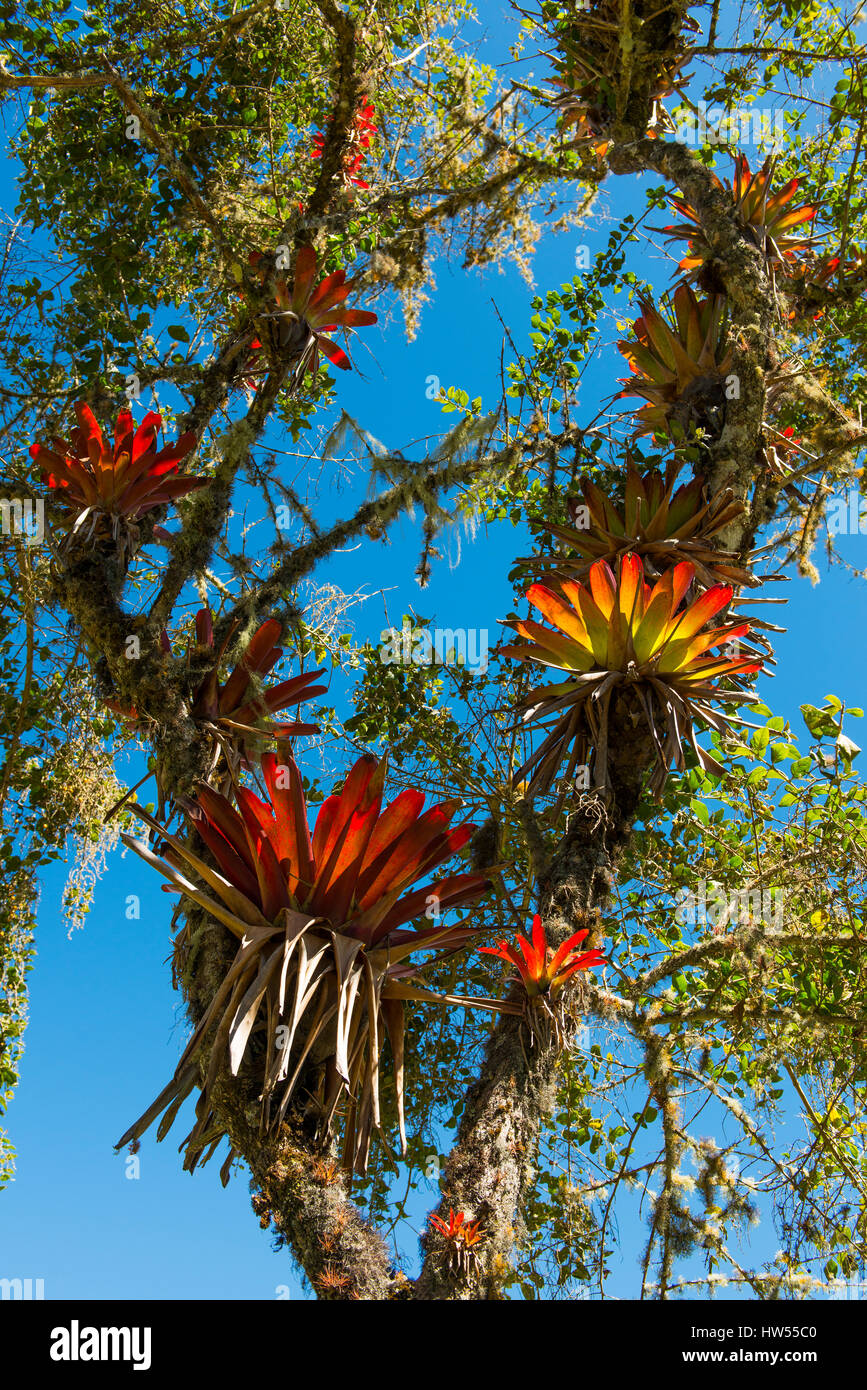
[761,424,808,482]
[102,613,324,773]
[186,608,325,753]
[481,912,604,1046]
[548,1,698,143]
[500,553,763,798]
[481,914,604,998]
[118,751,514,1174]
[428,1209,486,1276]
[617,285,733,441]
[519,460,752,590]
[788,245,867,323]
[245,246,377,387]
[32,403,205,548]
[663,155,818,290]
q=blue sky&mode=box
[1,1,866,1300]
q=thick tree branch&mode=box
[0,67,112,90]
[415,717,647,1297]
[210,1071,401,1300]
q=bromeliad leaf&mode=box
[501,554,765,799]
[31,403,206,549]
[519,459,752,590]
[119,750,509,1174]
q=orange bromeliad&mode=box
[663,154,817,286]
[120,751,513,1173]
[501,553,763,798]
[481,914,605,997]
[428,1209,486,1274]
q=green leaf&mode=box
[800,703,839,739]
[837,734,861,762]
[770,742,798,763]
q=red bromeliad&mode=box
[245,245,377,386]
[119,751,514,1174]
[187,608,326,744]
[789,245,867,322]
[429,1208,483,1242]
[31,403,205,543]
[761,424,808,481]
[103,613,325,757]
[481,914,605,998]
[663,154,818,289]
[428,1209,485,1274]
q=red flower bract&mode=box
[119,752,511,1174]
[429,1208,483,1244]
[31,403,205,531]
[428,1208,486,1275]
[311,98,378,190]
[170,750,489,940]
[481,913,605,997]
[188,608,326,741]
